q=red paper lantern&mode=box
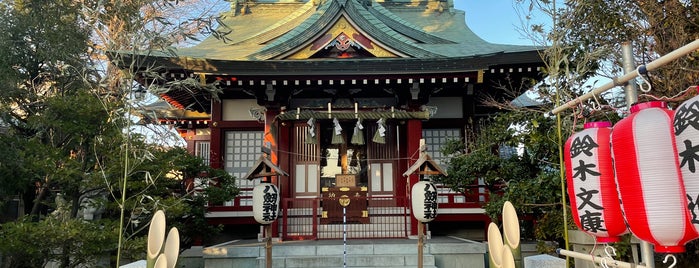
[674,94,699,233]
[564,121,627,243]
[611,101,698,253]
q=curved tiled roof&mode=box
[174,0,542,61]
[231,1,317,46]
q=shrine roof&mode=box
[120,0,542,72]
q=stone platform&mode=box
[179,236,486,268]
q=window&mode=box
[366,121,396,194]
[423,128,462,203]
[224,131,264,206]
[370,162,394,192]
[293,122,320,196]
[422,128,462,166]
[195,141,210,165]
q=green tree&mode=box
[0,0,238,267]
[441,0,699,258]
[542,0,699,264]
[437,109,593,248]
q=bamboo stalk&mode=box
[503,201,522,268]
[147,210,166,268]
[163,227,180,268]
[487,222,504,268]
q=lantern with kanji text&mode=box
[253,183,280,225]
[411,181,438,222]
[611,101,698,253]
[564,121,627,243]
[674,94,699,233]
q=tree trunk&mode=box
[29,184,48,219]
[70,194,80,219]
[60,243,70,268]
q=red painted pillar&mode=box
[209,100,223,169]
[406,119,422,237]
[277,120,290,200]
[264,109,279,184]
[264,109,281,239]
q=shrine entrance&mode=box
[318,120,368,188]
[317,120,369,224]
[288,117,401,230]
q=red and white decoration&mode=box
[611,101,698,253]
[674,94,699,233]
[252,183,280,225]
[564,121,627,243]
[411,181,438,223]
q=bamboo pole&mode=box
[487,223,504,268]
[557,249,648,268]
[146,210,166,268]
[502,202,522,268]
[163,227,180,268]
[549,39,699,115]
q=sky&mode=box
[456,1,543,46]
[456,1,615,100]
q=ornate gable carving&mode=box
[286,16,398,59]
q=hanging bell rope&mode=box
[305,117,317,144]
[331,117,344,144]
[351,118,364,145]
[372,118,386,144]
[549,39,699,115]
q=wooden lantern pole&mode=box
[248,147,288,268]
[417,163,429,268]
[402,139,448,268]
[265,223,272,268]
[418,221,424,268]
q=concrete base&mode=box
[195,236,485,268]
[568,230,642,268]
[524,254,565,268]
[179,246,205,268]
[119,260,146,268]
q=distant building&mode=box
[114,0,545,240]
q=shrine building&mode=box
[116,0,545,240]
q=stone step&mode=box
[201,237,487,268]
[285,216,409,225]
[285,220,409,239]
[350,266,437,268]
[258,254,436,268]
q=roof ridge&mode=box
[368,2,455,44]
[232,1,316,46]
[247,0,341,60]
[250,0,445,59]
[343,0,442,58]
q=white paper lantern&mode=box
[612,101,697,253]
[674,95,699,233]
[411,181,438,222]
[564,122,627,243]
[253,183,280,225]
